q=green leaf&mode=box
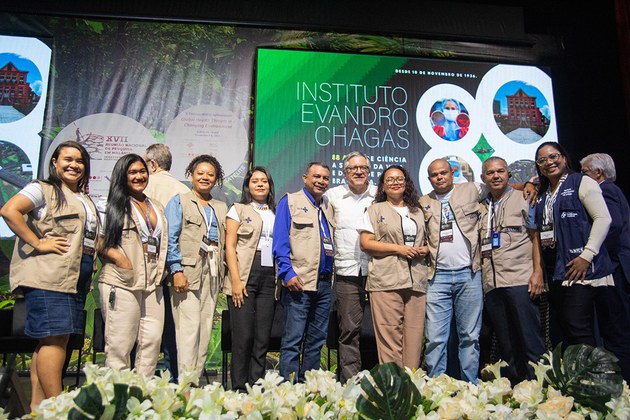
[356,362,423,420]
[129,385,144,400]
[67,407,91,420]
[73,383,105,418]
[545,343,623,412]
[112,383,129,419]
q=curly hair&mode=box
[534,141,573,194]
[184,154,224,188]
[374,165,420,213]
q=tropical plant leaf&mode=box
[72,382,105,418]
[67,408,91,420]
[112,383,130,419]
[545,343,623,412]
[129,385,144,401]
[356,362,422,420]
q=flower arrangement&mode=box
[3,344,630,419]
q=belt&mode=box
[436,265,472,272]
[318,273,332,281]
[208,241,219,247]
[336,274,366,284]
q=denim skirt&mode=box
[23,254,93,339]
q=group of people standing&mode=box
[2,140,630,410]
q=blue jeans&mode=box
[424,267,483,383]
[279,280,332,382]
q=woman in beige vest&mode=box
[1,141,98,409]
[98,154,168,377]
[358,165,429,369]
[224,166,277,391]
[165,154,227,384]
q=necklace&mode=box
[252,202,269,211]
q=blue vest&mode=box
[535,173,613,281]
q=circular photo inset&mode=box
[508,159,537,184]
[493,81,551,144]
[0,140,33,208]
[443,155,474,184]
[0,53,43,123]
[430,99,470,142]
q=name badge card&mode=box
[146,236,158,262]
[481,237,492,259]
[83,230,96,256]
[404,234,415,247]
[540,224,555,248]
[260,236,274,267]
[440,222,453,243]
[492,231,501,248]
[323,236,334,257]
[200,236,211,258]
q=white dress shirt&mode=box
[325,183,377,276]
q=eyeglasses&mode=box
[535,152,562,166]
[345,165,370,173]
[384,176,405,185]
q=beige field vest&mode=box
[175,191,227,289]
[10,182,99,293]
[286,190,335,291]
[419,182,482,278]
[479,188,535,293]
[365,202,429,293]
[99,199,168,292]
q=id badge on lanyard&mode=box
[404,234,415,247]
[146,236,158,262]
[323,236,334,257]
[440,222,453,243]
[481,237,492,259]
[199,235,211,258]
[83,230,96,256]
[259,236,274,267]
[541,224,555,248]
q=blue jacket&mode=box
[536,173,613,281]
[600,179,630,286]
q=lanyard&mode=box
[543,174,567,225]
[318,208,329,239]
[199,204,215,238]
[131,197,154,235]
[485,195,505,238]
[440,200,452,224]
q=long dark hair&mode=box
[43,141,91,210]
[239,166,276,212]
[375,165,421,213]
[534,141,573,194]
[103,154,148,249]
[184,154,224,188]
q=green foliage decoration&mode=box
[545,342,624,413]
[68,382,144,420]
[356,362,424,420]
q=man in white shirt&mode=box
[325,151,377,383]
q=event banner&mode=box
[253,48,557,195]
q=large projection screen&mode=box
[253,48,557,196]
[0,35,52,238]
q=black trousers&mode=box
[484,285,545,385]
[228,253,276,391]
